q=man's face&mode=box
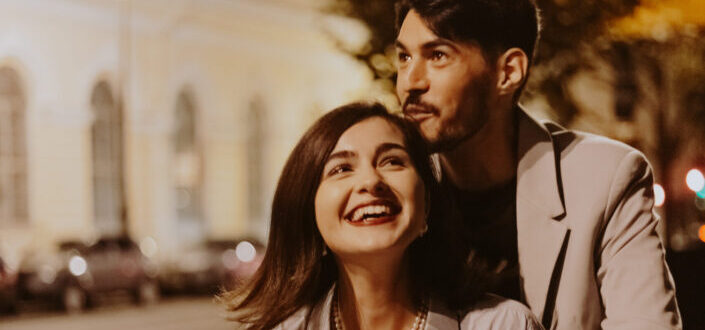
[395,10,494,152]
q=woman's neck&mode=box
[335,255,418,330]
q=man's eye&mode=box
[397,52,411,63]
[431,51,447,61]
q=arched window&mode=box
[173,90,202,229]
[247,97,265,223]
[0,67,27,225]
[90,81,124,236]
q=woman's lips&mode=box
[345,214,397,226]
[344,200,401,226]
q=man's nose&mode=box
[400,60,429,94]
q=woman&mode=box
[222,102,541,329]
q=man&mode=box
[393,0,681,329]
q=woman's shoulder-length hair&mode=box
[220,102,488,329]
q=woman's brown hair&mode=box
[221,102,488,329]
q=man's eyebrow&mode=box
[374,143,407,160]
[394,38,457,51]
[394,40,407,50]
[421,38,457,50]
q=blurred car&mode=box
[159,238,264,295]
[0,256,18,314]
[17,237,159,313]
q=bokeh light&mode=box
[222,249,239,270]
[653,184,665,207]
[139,236,158,259]
[699,225,705,243]
[235,241,256,263]
[686,169,705,192]
[68,256,87,276]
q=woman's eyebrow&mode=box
[374,143,407,159]
[325,150,356,164]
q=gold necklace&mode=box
[332,291,429,330]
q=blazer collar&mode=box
[516,106,565,219]
[515,106,569,322]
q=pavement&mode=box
[0,297,234,330]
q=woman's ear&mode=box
[495,48,528,96]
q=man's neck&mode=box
[335,254,417,330]
[440,103,517,191]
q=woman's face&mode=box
[314,117,427,258]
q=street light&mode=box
[686,169,705,192]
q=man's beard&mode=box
[426,78,492,153]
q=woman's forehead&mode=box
[331,117,407,154]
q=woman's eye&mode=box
[380,156,405,168]
[328,164,351,176]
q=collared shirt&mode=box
[273,285,543,330]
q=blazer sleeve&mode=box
[597,150,682,329]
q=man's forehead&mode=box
[396,10,440,47]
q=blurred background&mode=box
[0,0,703,329]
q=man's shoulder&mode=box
[543,120,650,170]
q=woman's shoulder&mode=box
[458,294,544,330]
[272,286,335,330]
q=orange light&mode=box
[699,225,705,243]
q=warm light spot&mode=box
[222,249,239,270]
[69,256,87,276]
[653,184,665,207]
[139,237,158,258]
[699,225,705,243]
[236,241,256,262]
[610,0,705,38]
[686,169,704,192]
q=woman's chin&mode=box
[334,232,416,258]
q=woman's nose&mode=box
[356,168,389,195]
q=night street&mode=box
[0,297,233,330]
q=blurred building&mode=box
[0,0,375,267]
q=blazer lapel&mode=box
[515,107,568,322]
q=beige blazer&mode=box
[514,107,681,329]
[275,285,543,330]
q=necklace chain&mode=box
[332,291,429,330]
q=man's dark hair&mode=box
[395,0,541,64]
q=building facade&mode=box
[0,0,375,267]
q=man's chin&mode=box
[427,132,473,153]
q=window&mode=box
[0,67,27,225]
[90,81,124,236]
[173,90,202,226]
[247,97,265,222]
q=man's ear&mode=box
[495,48,528,96]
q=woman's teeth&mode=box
[350,205,392,222]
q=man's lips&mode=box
[403,104,436,122]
